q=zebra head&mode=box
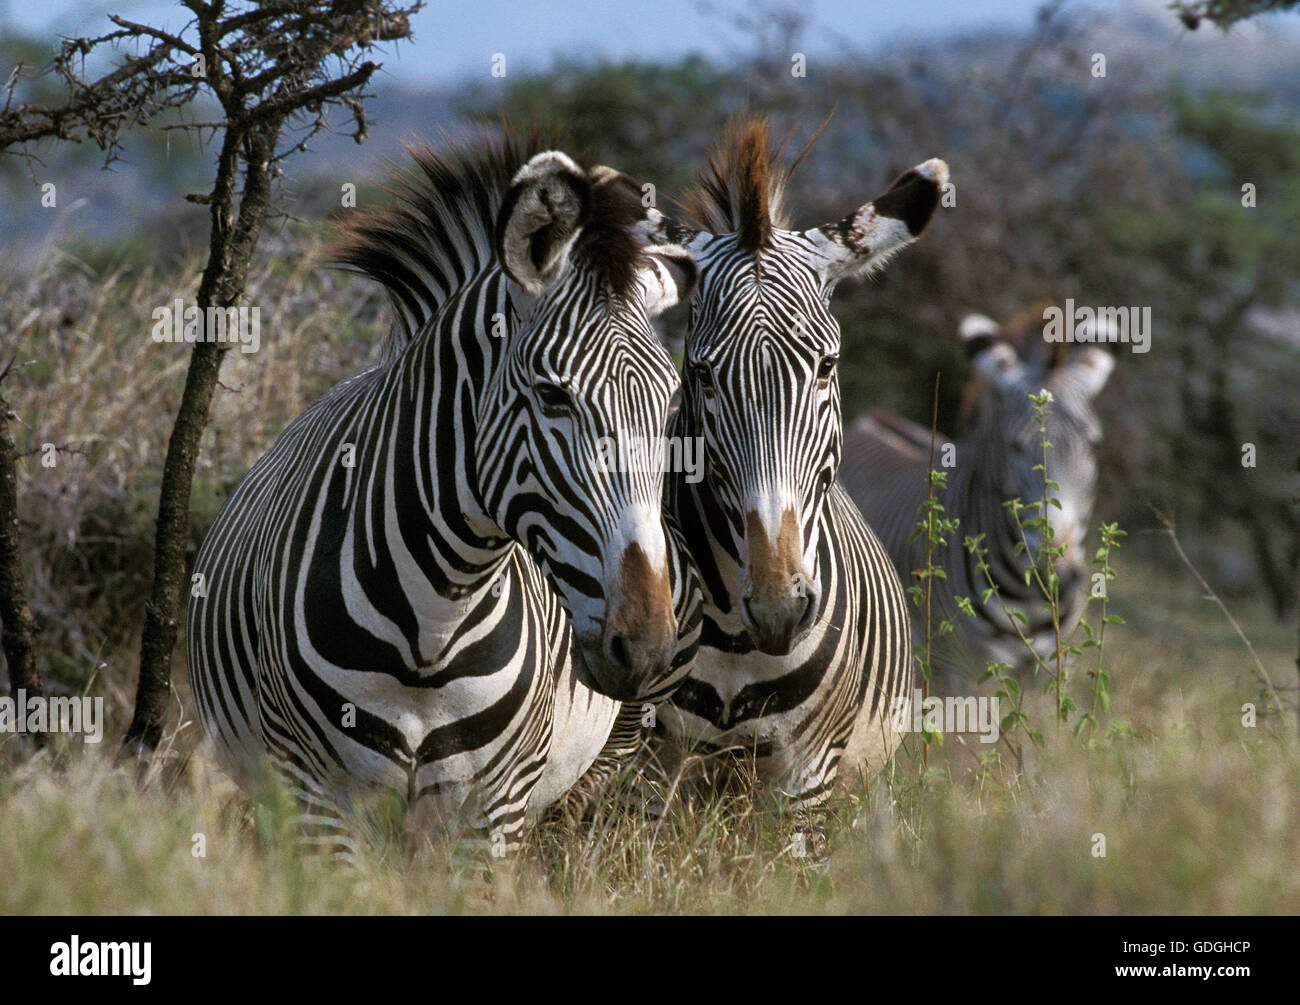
[959,310,1116,562]
[480,151,698,700]
[665,121,947,654]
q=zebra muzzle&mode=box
[739,508,820,655]
[574,621,676,702]
[576,543,678,700]
[739,579,818,656]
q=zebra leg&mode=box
[547,702,649,828]
[786,798,833,862]
[256,761,368,865]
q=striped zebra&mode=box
[630,121,948,806]
[187,134,703,854]
[839,309,1117,688]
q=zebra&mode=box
[610,120,948,809]
[187,133,703,855]
[839,308,1117,689]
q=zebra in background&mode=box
[188,133,703,855]
[627,120,947,807]
[839,308,1117,689]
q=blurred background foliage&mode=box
[1,0,1297,692]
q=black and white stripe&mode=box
[187,135,702,853]
[642,122,948,804]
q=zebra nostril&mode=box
[795,588,817,636]
[605,632,632,673]
[608,631,629,670]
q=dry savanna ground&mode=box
[1,230,1296,914]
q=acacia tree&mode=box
[0,0,422,755]
[1171,0,1300,29]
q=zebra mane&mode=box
[681,118,801,251]
[1003,301,1069,370]
[329,127,652,366]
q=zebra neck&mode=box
[948,437,1077,604]
[329,273,518,644]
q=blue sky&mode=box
[5,0,1127,85]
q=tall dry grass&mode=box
[1,226,385,711]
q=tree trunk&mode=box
[122,123,279,755]
[0,401,45,747]
[122,340,228,753]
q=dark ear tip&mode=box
[963,332,1003,358]
[876,158,948,235]
[874,173,941,237]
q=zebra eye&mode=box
[691,362,715,396]
[533,381,571,417]
[816,355,838,384]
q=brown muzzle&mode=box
[581,542,677,700]
[739,509,819,655]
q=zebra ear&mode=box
[495,151,593,295]
[1055,314,1118,398]
[639,210,715,258]
[1060,346,1116,399]
[961,317,1025,389]
[958,313,1002,357]
[641,246,698,317]
[806,158,949,282]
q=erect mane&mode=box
[327,129,548,363]
[1002,301,1063,369]
[681,117,822,251]
[576,165,655,307]
[328,127,655,366]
